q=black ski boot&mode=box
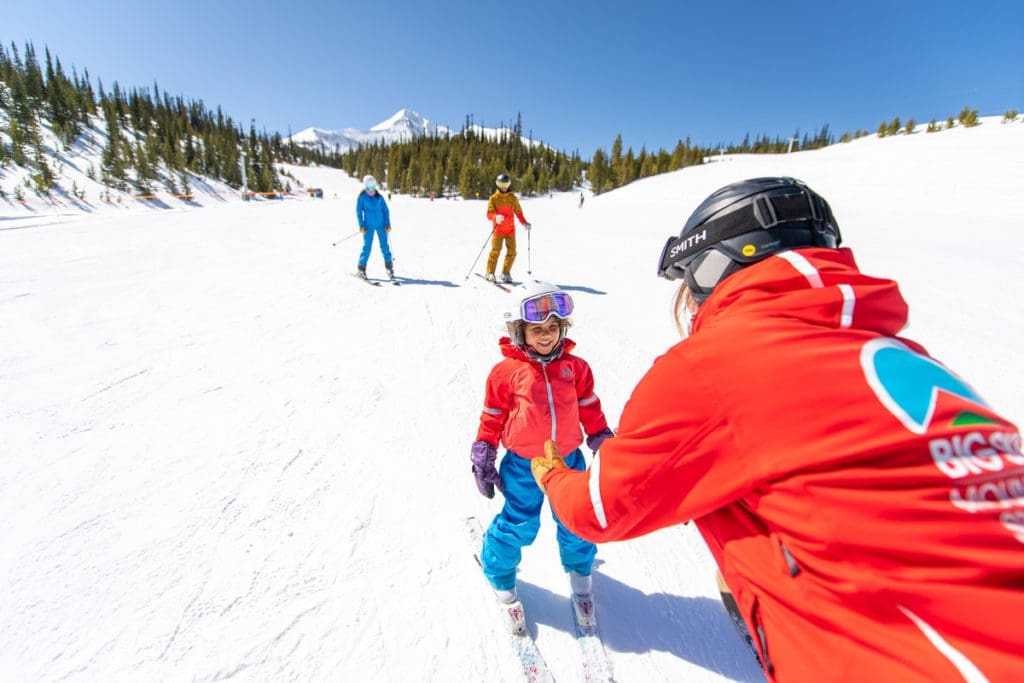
[385,261,395,280]
[357,264,367,279]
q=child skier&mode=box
[355,174,394,279]
[470,281,614,632]
[485,173,531,283]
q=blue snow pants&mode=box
[358,225,393,267]
[481,448,597,590]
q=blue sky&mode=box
[5,1,1022,156]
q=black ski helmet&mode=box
[496,173,511,191]
[657,177,841,303]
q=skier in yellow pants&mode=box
[485,173,531,283]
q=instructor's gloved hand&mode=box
[586,427,614,454]
[523,222,532,231]
[494,215,505,224]
[531,439,566,494]
[470,440,503,499]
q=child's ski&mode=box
[474,273,512,292]
[465,517,554,683]
[570,591,615,683]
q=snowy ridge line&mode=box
[2,187,333,211]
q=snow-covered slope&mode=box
[1,117,1022,681]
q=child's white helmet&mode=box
[363,175,378,190]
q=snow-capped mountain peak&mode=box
[290,108,445,152]
[290,108,540,152]
[369,108,432,133]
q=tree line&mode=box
[337,114,585,198]
[0,41,333,198]
[1,41,1008,203]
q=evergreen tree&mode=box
[958,106,979,127]
[588,148,609,195]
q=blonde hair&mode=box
[671,282,695,338]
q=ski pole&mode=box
[527,227,532,276]
[332,230,361,246]
[385,228,395,264]
[465,230,494,281]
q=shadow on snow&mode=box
[515,571,764,682]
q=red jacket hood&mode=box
[694,247,909,338]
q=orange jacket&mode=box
[477,338,609,459]
[486,190,526,237]
[543,248,1023,681]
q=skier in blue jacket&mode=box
[356,175,394,279]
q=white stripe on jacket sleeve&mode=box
[589,453,608,529]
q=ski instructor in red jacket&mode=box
[531,177,1023,682]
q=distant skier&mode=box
[532,177,1024,681]
[470,281,613,628]
[578,192,584,208]
[485,173,531,283]
[355,175,394,279]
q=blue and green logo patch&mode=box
[860,338,993,434]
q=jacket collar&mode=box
[499,336,576,363]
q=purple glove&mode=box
[586,428,614,454]
[470,441,503,499]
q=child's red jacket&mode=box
[543,248,1023,681]
[477,338,609,459]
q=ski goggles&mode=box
[658,237,740,304]
[521,291,574,323]
[658,238,734,287]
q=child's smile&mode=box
[524,319,562,355]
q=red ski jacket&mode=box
[477,338,609,459]
[543,248,1023,682]
[486,190,527,237]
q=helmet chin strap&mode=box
[524,340,564,363]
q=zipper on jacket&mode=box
[780,541,801,577]
[541,362,557,442]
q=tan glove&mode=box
[531,439,566,494]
